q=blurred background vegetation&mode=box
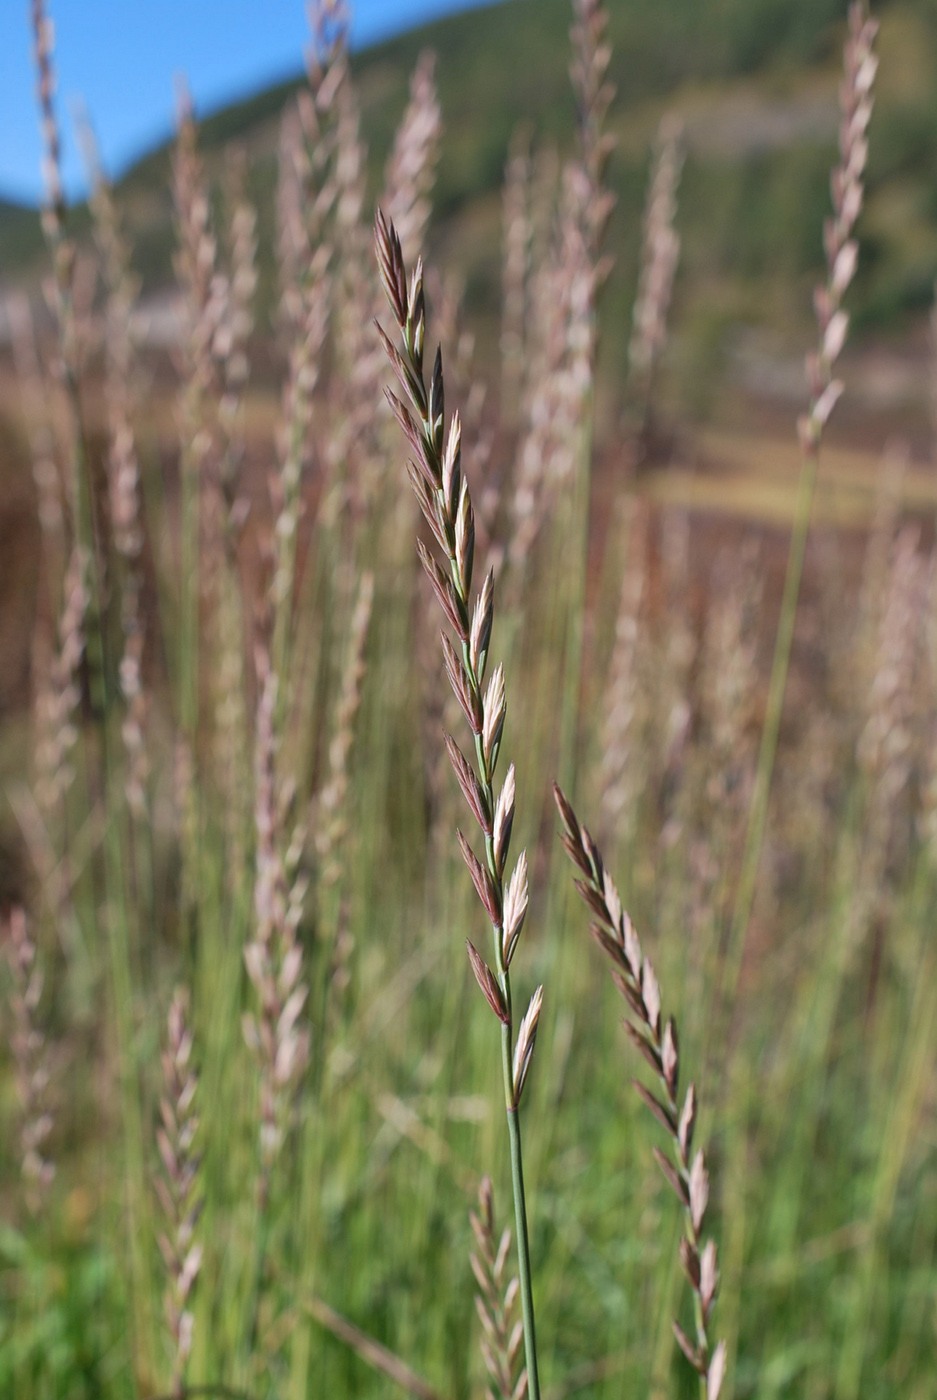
[3,0,937,401]
[0,3,935,1400]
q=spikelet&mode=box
[554,788,725,1399]
[31,0,64,231]
[33,542,89,818]
[381,51,442,268]
[271,69,338,658]
[155,988,202,1398]
[325,72,378,531]
[243,640,310,1185]
[917,550,937,868]
[313,571,374,889]
[470,1177,527,1400]
[7,291,63,541]
[506,0,615,594]
[348,49,442,528]
[414,274,497,849]
[217,146,258,478]
[4,909,55,1212]
[376,210,542,1105]
[626,114,684,451]
[31,0,79,475]
[569,0,616,260]
[655,507,696,821]
[83,123,150,818]
[172,82,237,750]
[857,526,927,883]
[275,7,347,549]
[688,542,762,933]
[600,497,649,845]
[798,2,878,456]
[429,268,498,553]
[500,128,532,427]
[854,443,906,705]
[213,565,250,887]
[30,0,94,680]
[505,173,588,587]
[205,150,254,849]
[172,82,226,514]
[701,541,762,823]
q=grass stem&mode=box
[719,445,818,1033]
[506,1101,541,1400]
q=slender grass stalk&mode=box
[102,796,158,1387]
[270,187,332,707]
[709,28,879,1368]
[305,1294,445,1400]
[517,3,619,1208]
[171,89,212,745]
[500,128,532,431]
[720,1,878,1032]
[7,289,64,590]
[625,114,683,454]
[833,939,937,1400]
[289,570,372,1400]
[30,5,161,1381]
[599,496,648,844]
[241,635,310,1371]
[557,400,593,798]
[31,0,108,723]
[376,209,544,1400]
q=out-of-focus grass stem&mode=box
[720,2,878,1043]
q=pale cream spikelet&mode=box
[600,496,649,841]
[155,988,203,1397]
[5,908,55,1210]
[798,2,877,455]
[33,542,89,817]
[243,642,310,1181]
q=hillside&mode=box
[2,0,937,426]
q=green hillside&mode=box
[3,0,936,416]
[0,197,44,270]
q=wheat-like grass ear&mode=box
[376,208,543,1400]
[554,784,725,1399]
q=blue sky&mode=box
[0,0,501,205]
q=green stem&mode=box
[719,445,819,1036]
[50,212,154,1376]
[557,406,594,798]
[179,429,200,740]
[505,1095,541,1400]
[103,774,156,1386]
[70,394,109,723]
[463,542,541,1400]
[475,706,540,1400]
[45,209,109,723]
[271,347,313,731]
[242,1170,272,1383]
